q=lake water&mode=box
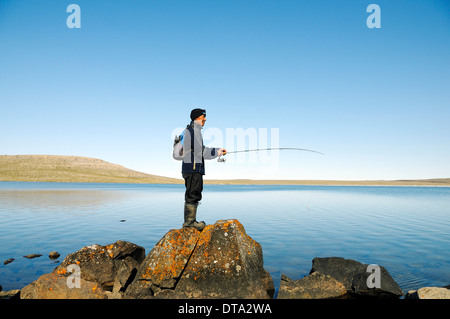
[0,181,449,297]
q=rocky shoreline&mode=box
[1,220,449,299]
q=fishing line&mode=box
[217,147,324,162]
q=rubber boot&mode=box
[183,202,206,231]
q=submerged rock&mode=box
[125,219,274,299]
[23,254,42,259]
[48,251,60,260]
[3,258,14,265]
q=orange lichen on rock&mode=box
[180,219,258,282]
[138,227,200,288]
[56,268,67,275]
[161,219,274,298]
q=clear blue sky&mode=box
[1,0,449,180]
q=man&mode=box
[182,108,226,231]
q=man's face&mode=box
[195,115,206,127]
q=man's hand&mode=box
[218,148,227,156]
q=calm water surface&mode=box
[0,181,449,296]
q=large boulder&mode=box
[310,257,403,298]
[125,219,274,299]
[21,240,145,299]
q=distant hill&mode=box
[0,155,182,184]
[0,155,448,186]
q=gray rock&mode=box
[311,257,403,298]
[112,256,139,293]
[52,240,144,291]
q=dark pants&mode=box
[183,172,203,204]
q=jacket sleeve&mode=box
[203,146,220,160]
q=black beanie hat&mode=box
[190,108,206,121]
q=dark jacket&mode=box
[182,121,219,175]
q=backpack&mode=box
[172,127,187,161]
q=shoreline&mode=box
[1,179,449,187]
[204,178,450,187]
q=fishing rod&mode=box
[217,147,324,162]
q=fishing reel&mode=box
[217,155,226,163]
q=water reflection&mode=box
[0,190,127,214]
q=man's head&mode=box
[190,108,206,126]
